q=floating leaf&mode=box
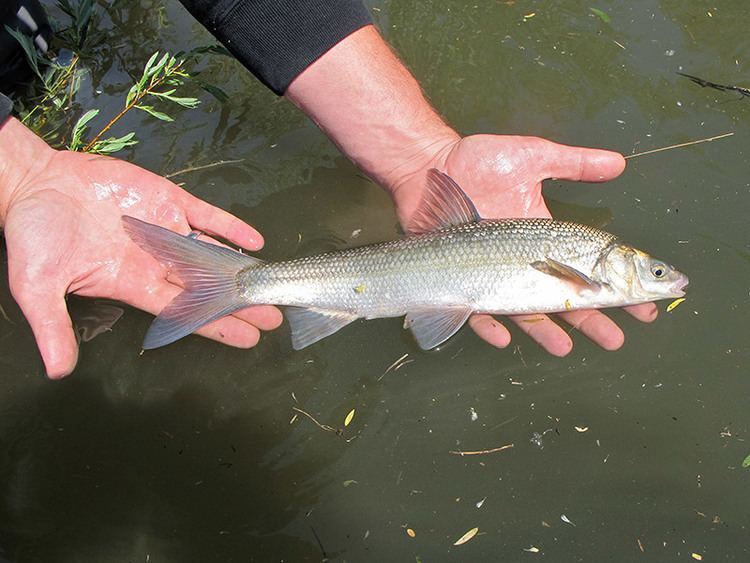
[453,527,479,546]
[344,408,356,427]
[692,554,703,561]
[666,298,686,312]
[406,528,416,538]
[742,454,750,468]
[589,7,611,23]
[342,479,358,487]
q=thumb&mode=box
[13,288,79,379]
[539,140,626,183]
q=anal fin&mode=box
[286,307,359,350]
[404,307,472,350]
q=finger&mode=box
[624,302,658,323]
[468,314,512,348]
[509,313,573,357]
[538,139,626,183]
[12,288,79,379]
[557,309,624,351]
[184,198,264,251]
[232,305,284,331]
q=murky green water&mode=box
[2,1,749,561]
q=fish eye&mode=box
[651,263,667,278]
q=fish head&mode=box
[600,244,689,300]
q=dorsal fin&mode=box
[406,169,481,235]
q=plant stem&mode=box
[21,55,80,125]
[82,60,185,152]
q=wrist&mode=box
[286,25,460,193]
[0,117,55,227]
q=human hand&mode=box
[388,134,657,356]
[0,118,282,379]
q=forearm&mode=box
[0,116,54,227]
[285,25,460,191]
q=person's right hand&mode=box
[1,118,282,379]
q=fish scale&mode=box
[243,218,618,318]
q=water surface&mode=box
[1,1,749,561]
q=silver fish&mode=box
[122,169,688,351]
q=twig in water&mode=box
[165,158,245,179]
[0,302,12,323]
[310,526,328,561]
[624,132,734,160]
[449,443,514,456]
[378,352,411,381]
[292,406,337,433]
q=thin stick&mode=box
[449,443,514,456]
[165,158,245,179]
[377,352,410,381]
[292,406,336,433]
[624,132,734,159]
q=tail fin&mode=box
[122,216,264,349]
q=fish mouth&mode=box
[670,274,689,297]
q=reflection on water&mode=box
[2,0,750,561]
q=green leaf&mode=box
[135,104,174,121]
[5,25,44,82]
[589,7,611,23]
[742,454,750,468]
[91,132,138,154]
[150,91,200,108]
[125,83,140,107]
[68,108,99,151]
[141,51,160,79]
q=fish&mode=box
[122,169,688,351]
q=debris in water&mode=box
[560,514,575,527]
[470,407,479,422]
[667,297,686,312]
[344,408,356,427]
[453,527,479,546]
[575,426,589,433]
[524,546,541,553]
[449,443,514,456]
[476,497,486,509]
[406,528,416,538]
[378,353,413,381]
[589,7,611,23]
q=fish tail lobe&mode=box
[121,215,264,349]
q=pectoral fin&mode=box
[404,307,472,350]
[285,307,359,350]
[531,258,600,290]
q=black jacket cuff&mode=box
[179,0,372,95]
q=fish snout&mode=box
[670,272,689,297]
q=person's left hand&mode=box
[389,134,657,356]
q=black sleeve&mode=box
[178,0,372,95]
[0,93,12,124]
